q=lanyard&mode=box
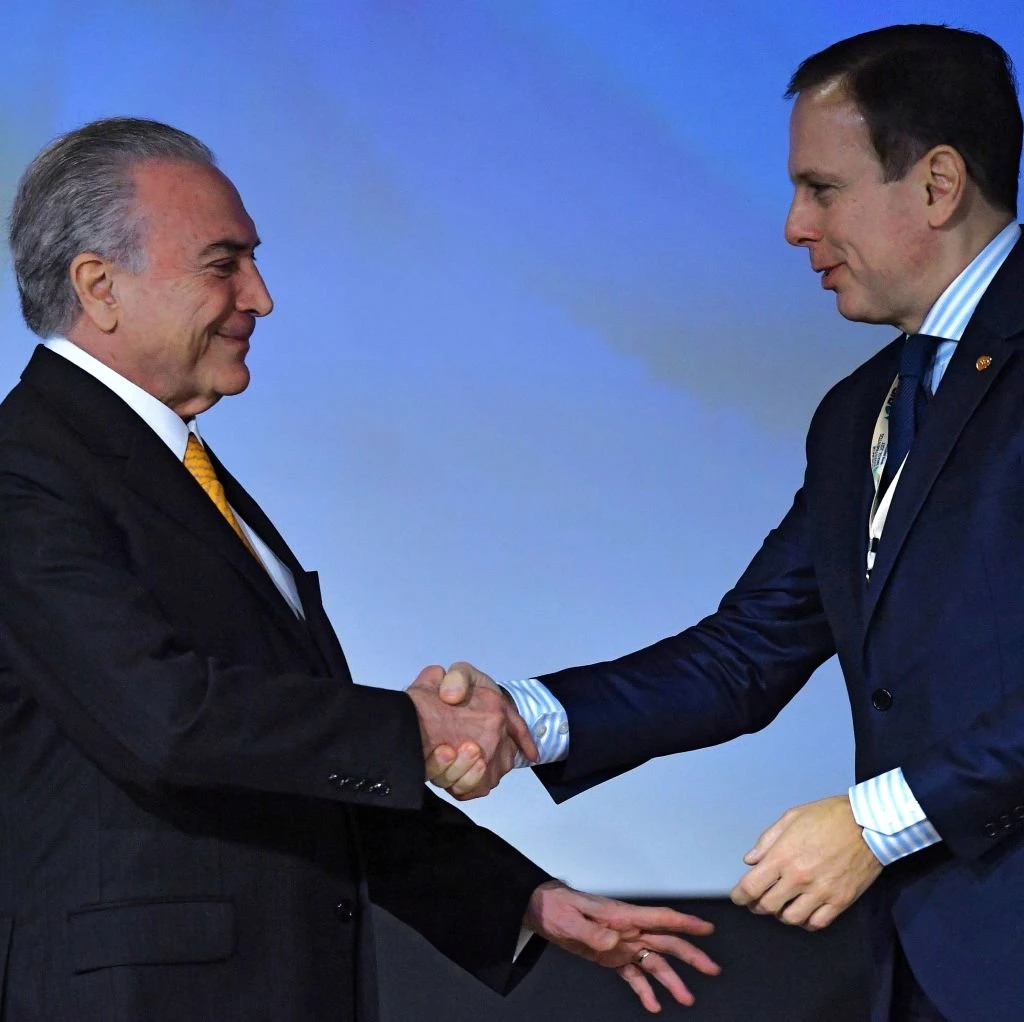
[866,374,904,578]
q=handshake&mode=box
[406,661,532,798]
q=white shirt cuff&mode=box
[500,678,570,766]
[849,767,942,866]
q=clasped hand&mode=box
[406,663,535,796]
[729,795,883,931]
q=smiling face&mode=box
[784,87,939,334]
[102,159,273,418]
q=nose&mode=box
[784,192,820,248]
[238,261,274,317]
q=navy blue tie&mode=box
[878,333,940,499]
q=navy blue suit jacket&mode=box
[536,234,1024,1020]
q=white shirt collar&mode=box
[919,221,1021,341]
[44,337,202,457]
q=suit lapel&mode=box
[121,437,307,640]
[295,569,354,682]
[208,448,338,675]
[863,235,1024,630]
[21,347,326,663]
[825,350,896,634]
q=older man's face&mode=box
[783,88,937,334]
[110,160,273,418]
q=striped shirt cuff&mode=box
[849,768,942,866]
[500,678,570,767]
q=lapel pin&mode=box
[976,354,993,371]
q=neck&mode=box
[900,211,1015,334]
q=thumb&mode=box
[439,665,472,705]
[578,922,621,953]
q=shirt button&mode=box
[535,723,548,738]
[557,722,569,735]
[334,899,355,922]
[871,689,894,711]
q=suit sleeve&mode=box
[355,791,550,993]
[901,694,1024,860]
[0,440,427,810]
[535,486,837,802]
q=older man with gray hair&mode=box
[0,117,719,1020]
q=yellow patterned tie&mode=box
[183,434,259,559]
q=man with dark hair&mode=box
[0,117,720,1020]
[429,24,1024,1021]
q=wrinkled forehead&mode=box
[130,159,258,255]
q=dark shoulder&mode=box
[0,378,49,444]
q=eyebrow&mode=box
[199,238,262,257]
[789,170,833,186]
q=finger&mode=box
[730,866,779,907]
[750,876,799,917]
[633,934,721,977]
[425,745,457,784]
[804,903,840,932]
[779,894,817,928]
[639,952,697,1007]
[438,665,472,705]
[449,755,490,799]
[506,705,539,763]
[429,742,483,789]
[617,964,662,1014]
[588,903,716,937]
[410,664,445,690]
[743,816,789,865]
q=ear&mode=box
[69,252,120,333]
[920,145,968,228]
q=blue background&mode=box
[1,1,1021,893]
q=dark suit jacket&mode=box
[535,235,1024,1020]
[0,347,548,1021]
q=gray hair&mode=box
[8,117,216,338]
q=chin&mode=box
[216,367,251,397]
[835,294,887,327]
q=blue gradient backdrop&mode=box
[1,1,1021,893]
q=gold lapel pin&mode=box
[976,354,993,371]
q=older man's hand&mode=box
[730,795,883,931]
[407,663,537,797]
[524,880,721,1013]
